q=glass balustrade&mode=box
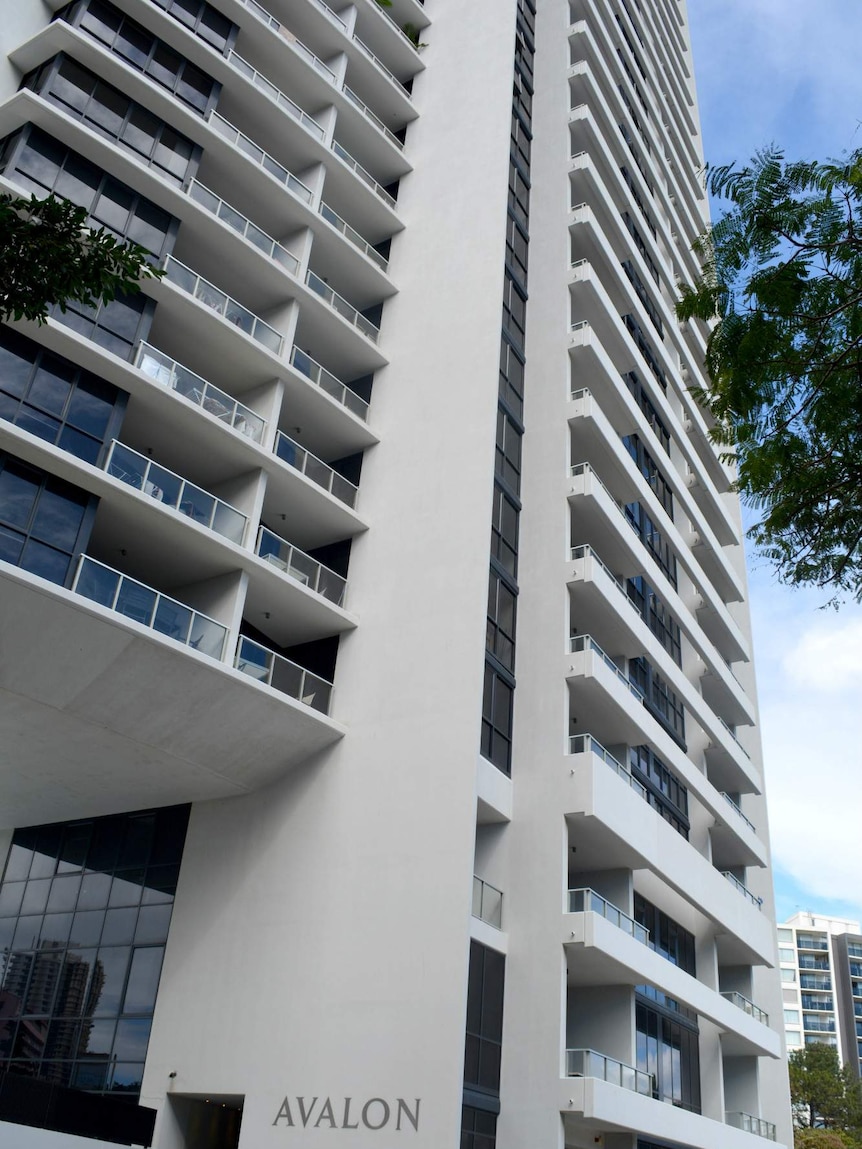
[720,792,757,834]
[187,181,299,274]
[308,0,347,30]
[567,733,648,800]
[274,431,358,508]
[234,0,339,74]
[103,441,247,544]
[332,140,397,208]
[72,556,227,659]
[472,876,503,929]
[353,35,411,95]
[567,887,650,945]
[726,1112,777,1141]
[566,1049,653,1097]
[256,527,347,606]
[319,201,389,271]
[722,871,763,910]
[305,270,379,341]
[342,85,403,149]
[228,51,326,139]
[136,344,266,443]
[569,634,645,703]
[209,112,314,204]
[234,635,332,713]
[289,347,369,420]
[163,257,284,354]
[720,991,769,1026]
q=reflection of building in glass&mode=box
[0,806,187,1097]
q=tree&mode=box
[676,146,862,603]
[788,1043,862,1136]
[0,191,160,326]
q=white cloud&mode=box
[781,618,862,691]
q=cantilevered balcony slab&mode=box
[562,753,774,965]
[0,565,344,830]
[560,1076,783,1149]
[564,910,779,1057]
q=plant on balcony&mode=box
[0,192,161,325]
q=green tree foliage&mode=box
[788,1043,862,1137]
[677,147,862,602]
[0,192,160,326]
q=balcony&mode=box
[568,733,648,802]
[305,270,380,342]
[103,442,247,546]
[726,1113,776,1141]
[567,888,649,945]
[721,792,756,835]
[227,50,327,140]
[721,991,769,1026]
[472,876,503,929]
[187,180,300,276]
[353,34,412,96]
[343,84,404,150]
[320,201,389,272]
[569,633,645,704]
[566,1049,653,1097]
[234,0,339,80]
[162,256,284,355]
[255,527,346,606]
[73,556,226,660]
[332,139,397,210]
[234,635,332,713]
[289,346,370,422]
[274,431,359,508]
[136,344,266,444]
[722,872,763,911]
[208,111,314,206]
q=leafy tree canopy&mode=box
[789,1043,862,1135]
[0,192,160,326]
[677,146,862,603]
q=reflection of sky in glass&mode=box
[0,806,189,1097]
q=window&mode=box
[634,894,696,976]
[624,371,670,454]
[481,665,513,776]
[1,126,177,261]
[150,0,237,52]
[464,942,505,1097]
[625,501,677,588]
[622,212,659,285]
[505,213,529,292]
[25,55,200,186]
[64,0,220,115]
[636,999,700,1112]
[507,163,530,232]
[502,272,527,351]
[461,1106,496,1149]
[784,1009,800,1024]
[781,969,797,983]
[777,928,793,943]
[786,1031,803,1048]
[52,290,154,363]
[0,327,125,465]
[629,745,688,837]
[779,948,796,963]
[499,337,525,420]
[487,572,517,672]
[622,260,663,338]
[623,435,673,519]
[623,314,667,391]
[0,454,94,586]
[627,575,681,665]
[495,408,522,496]
[0,806,189,1097]
[629,656,686,747]
[490,484,519,578]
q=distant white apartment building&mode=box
[0,1,794,1147]
[779,912,862,1077]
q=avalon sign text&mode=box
[273,1096,421,1132]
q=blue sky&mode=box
[686,1,862,928]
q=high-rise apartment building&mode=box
[0,0,793,1146]
[779,912,862,1078]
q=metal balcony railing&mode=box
[720,991,769,1026]
[569,634,646,703]
[472,876,503,929]
[305,270,380,341]
[720,792,756,834]
[566,1049,653,1097]
[722,871,763,910]
[319,201,389,271]
[343,85,404,149]
[567,888,650,946]
[725,1112,776,1141]
[136,344,266,443]
[234,0,338,78]
[289,347,369,421]
[187,180,300,275]
[163,257,284,354]
[72,557,227,659]
[228,51,326,139]
[103,441,247,545]
[567,733,648,801]
[255,527,347,606]
[234,635,332,713]
[353,34,411,95]
[274,432,359,508]
[209,112,314,205]
[332,140,397,208]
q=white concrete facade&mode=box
[0,1,793,1148]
